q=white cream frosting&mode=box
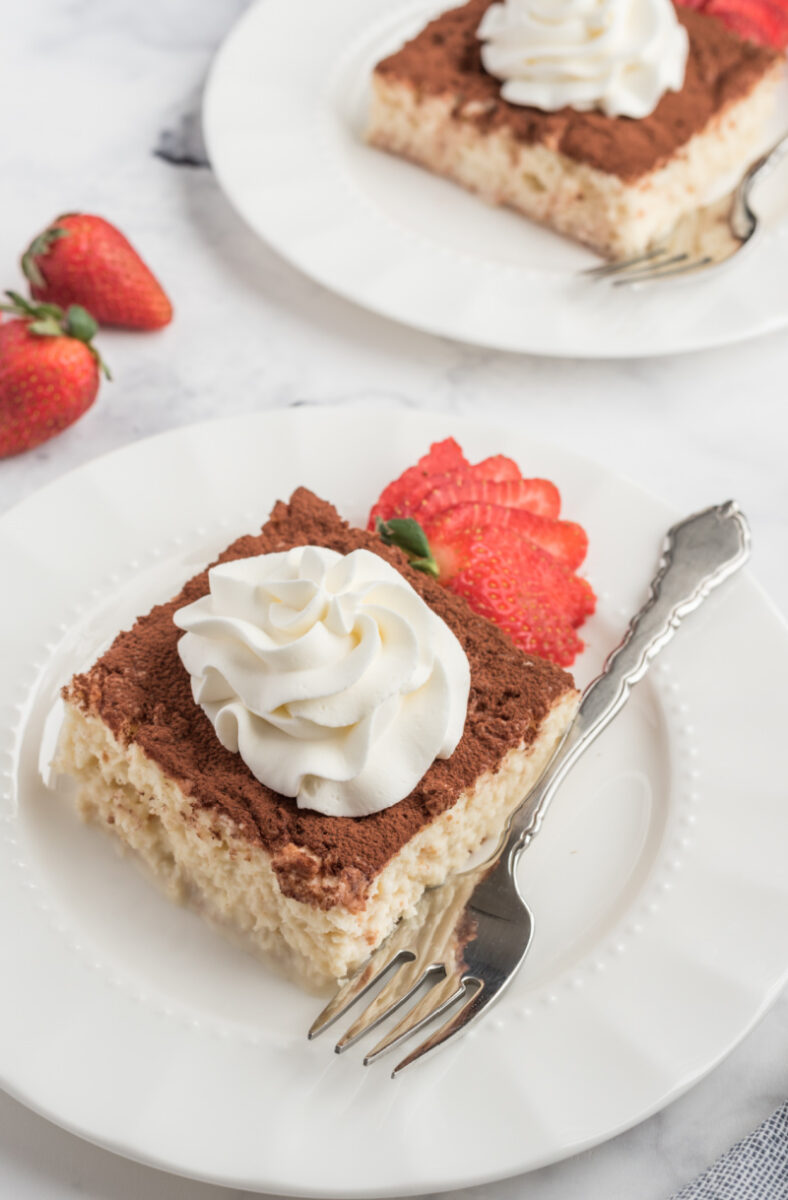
[174,546,470,818]
[477,0,689,120]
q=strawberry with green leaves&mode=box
[371,439,596,668]
[22,213,173,331]
[376,511,593,667]
[0,292,109,458]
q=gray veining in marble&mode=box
[1,2,787,1197]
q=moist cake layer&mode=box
[375,0,779,182]
[57,692,578,984]
[367,64,780,258]
[65,488,574,912]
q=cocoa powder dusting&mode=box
[66,490,574,910]
[375,1,779,182]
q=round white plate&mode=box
[203,0,788,359]
[2,407,788,1197]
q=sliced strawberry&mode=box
[447,542,585,667]
[426,502,588,570]
[731,5,786,45]
[416,476,561,525]
[683,0,788,46]
[368,438,469,527]
[498,535,595,627]
[429,519,594,627]
[420,437,469,474]
[709,0,788,45]
[367,438,595,668]
[369,440,559,527]
[471,454,522,482]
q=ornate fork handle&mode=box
[310,502,752,1072]
[506,501,750,863]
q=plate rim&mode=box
[3,406,788,1196]
[202,0,788,360]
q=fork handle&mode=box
[506,501,750,860]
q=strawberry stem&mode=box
[1,290,111,381]
[21,225,69,290]
[0,290,39,318]
[64,304,99,344]
[375,517,439,578]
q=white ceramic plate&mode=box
[3,407,788,1197]
[202,0,788,359]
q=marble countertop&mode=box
[2,2,787,1197]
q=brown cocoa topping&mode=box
[374,1,779,181]
[66,489,574,910]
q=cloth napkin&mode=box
[670,1103,788,1199]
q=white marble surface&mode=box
[2,2,788,1197]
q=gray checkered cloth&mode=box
[670,1103,788,1199]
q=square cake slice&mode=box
[367,0,782,259]
[56,489,578,987]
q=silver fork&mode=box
[309,502,751,1075]
[584,132,788,285]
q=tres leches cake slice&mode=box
[367,0,782,259]
[56,489,578,987]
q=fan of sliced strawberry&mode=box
[369,439,596,668]
[427,503,589,575]
[677,0,788,48]
[369,438,561,524]
[369,437,468,525]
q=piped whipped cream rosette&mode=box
[477,0,690,119]
[174,546,470,818]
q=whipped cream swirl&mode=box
[477,0,689,120]
[174,546,470,818]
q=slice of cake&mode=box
[55,489,578,987]
[367,0,782,259]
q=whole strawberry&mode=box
[22,214,173,330]
[0,292,110,458]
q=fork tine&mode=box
[582,247,669,279]
[335,961,445,1053]
[604,251,690,279]
[308,945,414,1040]
[612,255,714,285]
[363,973,467,1065]
[391,979,501,1078]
